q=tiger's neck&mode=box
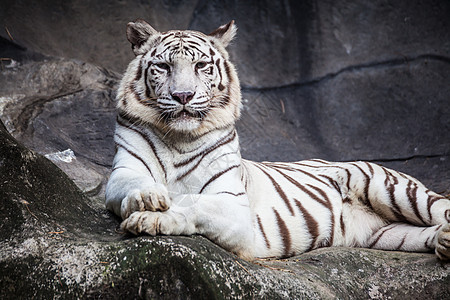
[162,125,239,156]
[117,108,240,156]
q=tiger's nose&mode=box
[171,91,195,105]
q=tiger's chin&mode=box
[166,111,204,134]
[169,118,201,132]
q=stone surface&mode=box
[0,47,118,195]
[1,0,449,88]
[0,0,449,298]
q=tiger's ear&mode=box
[208,20,236,47]
[127,19,159,55]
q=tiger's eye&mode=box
[195,62,207,69]
[156,63,170,70]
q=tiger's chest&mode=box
[156,130,242,196]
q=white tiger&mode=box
[105,19,450,260]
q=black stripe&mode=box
[188,32,207,42]
[161,44,175,55]
[130,82,144,102]
[424,235,434,250]
[187,40,201,46]
[144,62,151,98]
[217,191,245,196]
[215,59,225,91]
[254,164,295,216]
[349,163,371,202]
[117,110,145,126]
[273,208,292,257]
[160,33,175,43]
[406,181,426,225]
[264,162,333,188]
[369,224,396,248]
[135,60,142,81]
[382,167,406,222]
[115,136,154,180]
[112,166,128,172]
[396,235,407,250]
[364,162,375,176]
[345,169,351,193]
[383,167,399,184]
[175,132,237,181]
[426,191,445,222]
[271,167,330,210]
[291,162,321,168]
[308,159,330,164]
[343,197,352,203]
[185,44,208,57]
[294,199,319,251]
[306,184,334,246]
[346,163,375,211]
[223,61,232,96]
[117,117,166,179]
[199,165,240,193]
[340,213,346,238]
[317,174,341,194]
[174,130,236,168]
[256,214,271,249]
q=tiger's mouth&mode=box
[175,109,201,119]
[162,107,204,123]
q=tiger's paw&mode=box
[120,184,171,219]
[435,223,450,260]
[121,210,189,236]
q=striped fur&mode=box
[106,20,450,260]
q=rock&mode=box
[2,0,449,88]
[0,51,118,196]
[239,57,450,192]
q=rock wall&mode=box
[1,0,449,298]
[1,0,448,193]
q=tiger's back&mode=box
[106,19,450,261]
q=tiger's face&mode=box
[118,19,242,136]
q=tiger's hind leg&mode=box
[366,223,450,260]
[339,162,450,259]
[345,162,450,226]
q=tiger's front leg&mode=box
[122,209,191,236]
[121,193,255,259]
[120,184,171,219]
[105,165,172,219]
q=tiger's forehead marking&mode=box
[150,30,217,62]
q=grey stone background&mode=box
[1,0,449,298]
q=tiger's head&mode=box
[118,19,242,137]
